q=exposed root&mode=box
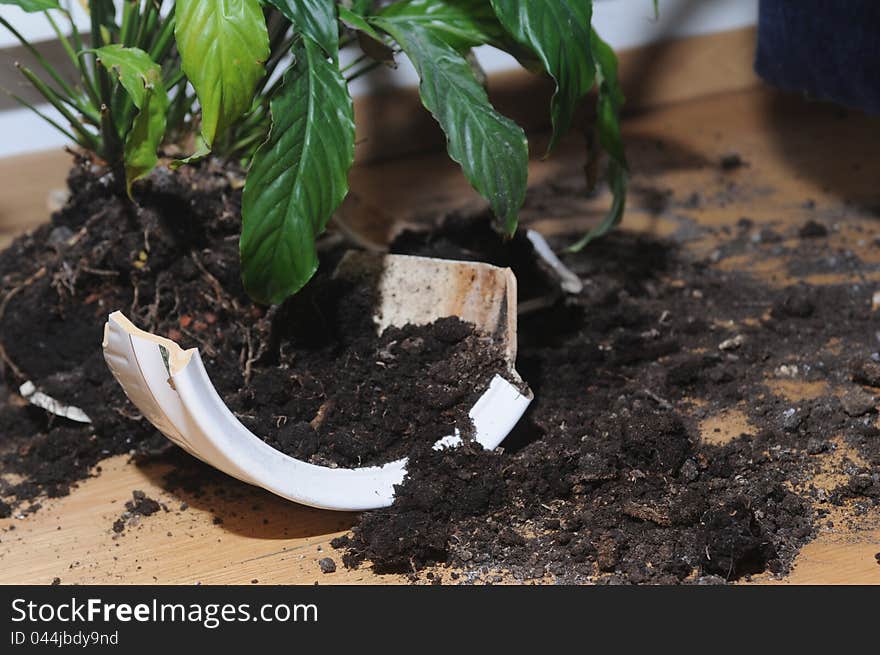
[0,267,47,324]
[0,342,25,380]
[190,249,239,313]
[241,326,256,385]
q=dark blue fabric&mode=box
[756,0,880,113]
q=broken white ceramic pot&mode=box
[102,253,532,511]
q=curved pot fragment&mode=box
[102,254,532,511]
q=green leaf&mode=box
[377,0,505,50]
[592,29,625,166]
[566,159,626,252]
[92,46,158,109]
[174,0,269,147]
[264,0,339,60]
[0,0,60,11]
[348,0,373,14]
[338,5,383,42]
[567,30,627,253]
[489,0,594,153]
[241,37,355,304]
[124,91,167,189]
[92,45,168,191]
[373,17,527,234]
[170,135,211,170]
[339,6,395,65]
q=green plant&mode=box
[1,1,183,190]
[1,0,628,305]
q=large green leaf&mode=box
[373,17,527,234]
[92,45,167,191]
[241,37,355,304]
[0,0,60,11]
[567,29,627,252]
[174,0,269,147]
[264,0,339,60]
[377,0,505,50]
[490,0,594,153]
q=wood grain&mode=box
[0,149,70,249]
[0,455,406,585]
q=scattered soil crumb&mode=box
[720,153,746,170]
[799,220,829,239]
[111,490,161,534]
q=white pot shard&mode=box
[525,229,583,295]
[102,254,532,511]
[19,380,91,424]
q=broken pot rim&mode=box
[103,310,532,511]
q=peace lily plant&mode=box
[1,0,628,304]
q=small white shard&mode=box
[433,429,463,451]
[526,229,584,294]
[776,364,799,378]
[19,381,92,424]
[719,335,744,351]
[46,187,70,213]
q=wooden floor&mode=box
[1,82,880,584]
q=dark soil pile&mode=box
[329,214,880,583]
[2,157,880,584]
[0,157,506,511]
[226,304,507,467]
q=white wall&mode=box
[0,0,758,159]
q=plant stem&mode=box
[2,88,79,144]
[90,5,121,164]
[16,64,99,150]
[135,0,159,50]
[341,52,370,73]
[345,60,384,83]
[225,129,268,159]
[119,0,138,47]
[166,77,195,138]
[42,11,101,122]
[99,102,122,164]
[43,11,78,71]
[0,16,79,101]
[164,67,184,89]
[255,36,294,98]
[147,6,176,62]
[62,9,101,111]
